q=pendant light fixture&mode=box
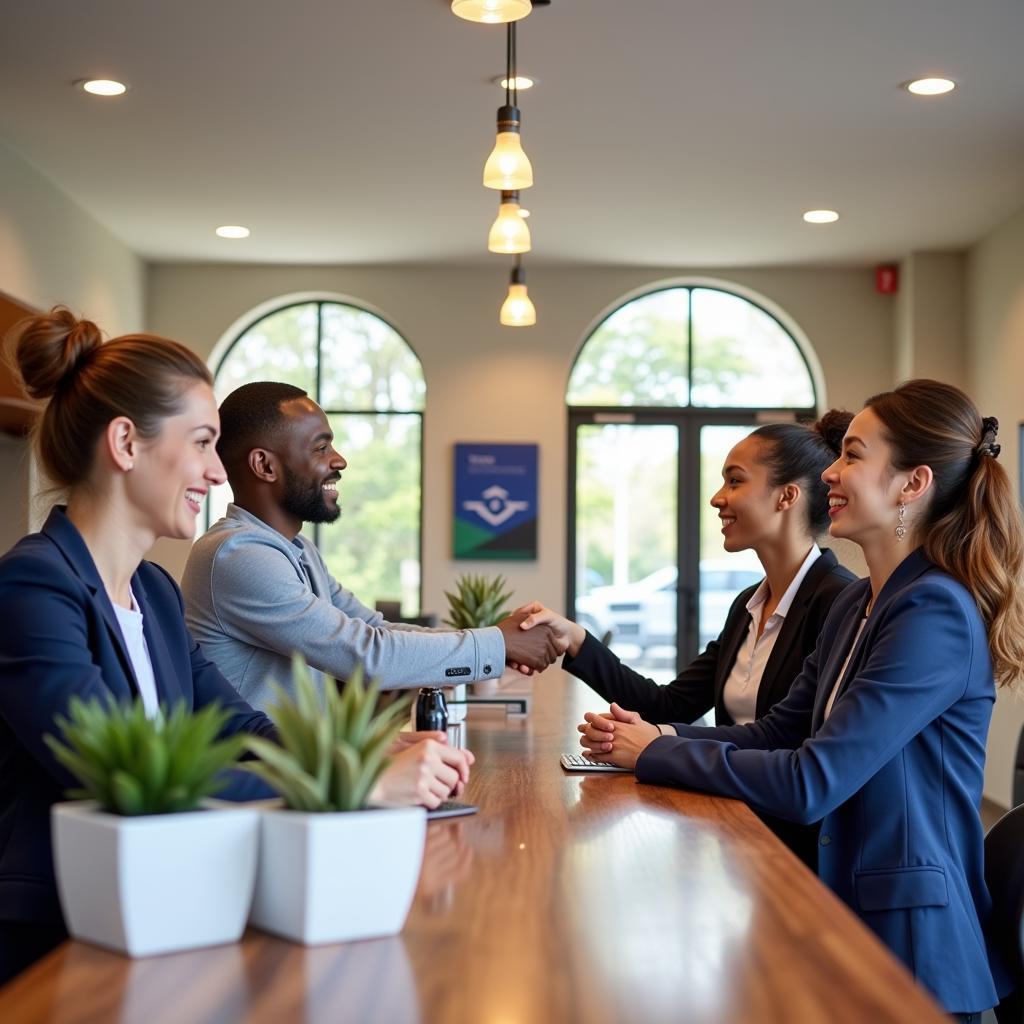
[488,190,531,253]
[451,0,532,24]
[500,256,536,326]
[483,22,533,190]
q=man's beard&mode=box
[281,466,341,525]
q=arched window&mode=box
[567,284,818,681]
[209,299,425,615]
[567,286,816,408]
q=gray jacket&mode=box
[182,505,504,709]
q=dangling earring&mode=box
[895,502,906,540]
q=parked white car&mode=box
[575,559,762,656]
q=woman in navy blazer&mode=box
[0,309,471,985]
[577,380,1024,1018]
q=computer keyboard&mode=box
[560,752,631,773]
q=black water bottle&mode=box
[415,687,448,732]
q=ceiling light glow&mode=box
[215,225,250,239]
[80,79,127,97]
[803,209,839,224]
[497,75,534,91]
[904,78,956,96]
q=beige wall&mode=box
[968,208,1024,808]
[895,252,967,384]
[0,140,144,335]
[145,262,894,612]
[0,140,146,533]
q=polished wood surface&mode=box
[0,671,946,1023]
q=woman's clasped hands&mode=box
[577,702,662,770]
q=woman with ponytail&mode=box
[576,380,1022,1019]
[0,309,472,984]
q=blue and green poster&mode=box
[453,443,538,560]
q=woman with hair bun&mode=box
[577,380,1022,1019]
[518,411,857,863]
[0,308,472,984]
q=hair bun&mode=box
[12,306,103,400]
[813,408,854,456]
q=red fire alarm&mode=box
[876,265,899,295]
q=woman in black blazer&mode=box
[521,412,856,863]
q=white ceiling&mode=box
[1,0,1022,267]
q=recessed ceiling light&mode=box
[803,209,839,224]
[215,225,250,239]
[518,208,531,218]
[903,78,956,96]
[79,79,127,97]
[494,75,535,90]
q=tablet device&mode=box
[426,800,479,820]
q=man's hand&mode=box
[577,702,660,771]
[370,739,475,809]
[497,609,562,672]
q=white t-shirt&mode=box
[112,588,160,719]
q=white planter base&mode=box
[250,804,426,945]
[52,800,259,957]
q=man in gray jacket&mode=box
[182,381,560,709]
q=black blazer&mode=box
[564,548,856,727]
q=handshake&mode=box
[495,602,588,674]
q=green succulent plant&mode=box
[44,698,244,816]
[241,655,412,813]
[443,573,513,629]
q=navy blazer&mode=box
[563,548,855,726]
[636,548,1008,1014]
[0,508,275,926]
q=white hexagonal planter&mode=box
[51,800,258,957]
[250,804,426,945]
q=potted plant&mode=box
[241,657,424,945]
[45,699,257,957]
[444,573,513,701]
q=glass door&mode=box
[571,421,679,683]
[569,413,765,679]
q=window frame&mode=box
[566,282,822,411]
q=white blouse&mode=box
[720,545,821,725]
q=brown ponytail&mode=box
[9,307,212,490]
[866,380,1024,688]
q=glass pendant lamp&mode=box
[483,23,533,189]
[488,191,532,253]
[483,107,533,189]
[451,0,531,24]
[500,258,536,326]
